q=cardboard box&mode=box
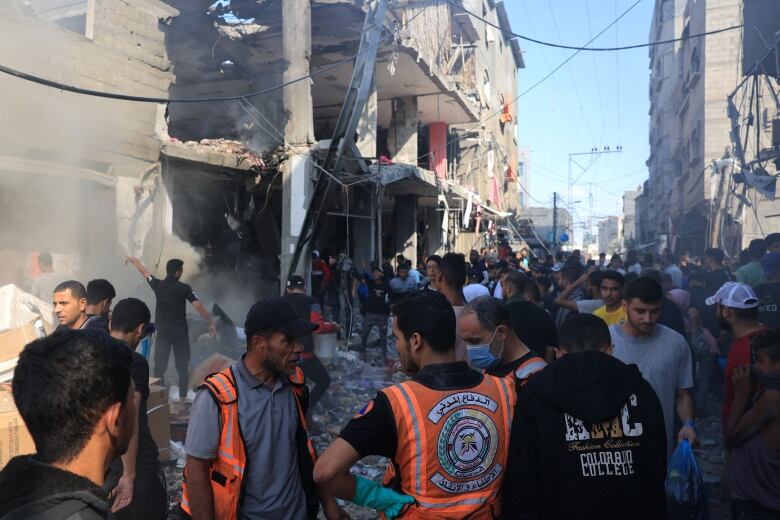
[147,383,170,462]
[0,319,50,383]
[0,384,35,469]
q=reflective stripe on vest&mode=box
[513,357,547,385]
[382,374,516,518]
[180,366,312,519]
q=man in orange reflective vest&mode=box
[314,290,516,519]
[179,298,347,520]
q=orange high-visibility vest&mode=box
[180,366,316,519]
[507,356,547,387]
[381,374,516,519]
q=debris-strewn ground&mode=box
[162,319,731,520]
[163,321,402,519]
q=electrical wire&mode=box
[545,0,597,146]
[0,6,427,104]
[416,0,643,167]
[447,0,742,52]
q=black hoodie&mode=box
[0,456,113,520]
[503,351,667,519]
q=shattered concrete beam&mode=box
[160,141,264,172]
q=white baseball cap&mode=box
[705,282,759,309]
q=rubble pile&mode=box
[163,332,406,519]
[167,137,267,170]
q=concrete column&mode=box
[387,96,418,164]
[394,195,418,265]
[425,206,445,255]
[428,122,448,178]
[280,151,314,289]
[356,82,377,158]
[282,0,313,145]
[280,0,314,290]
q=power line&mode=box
[545,0,598,146]
[518,0,589,149]
[417,0,643,166]
[0,7,427,104]
[447,0,742,52]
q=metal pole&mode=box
[552,192,558,252]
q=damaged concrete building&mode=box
[0,0,525,297]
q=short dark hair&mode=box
[640,268,663,285]
[765,233,780,248]
[559,314,612,353]
[725,305,759,321]
[705,248,725,263]
[601,270,625,287]
[110,298,151,333]
[397,264,409,274]
[12,330,132,464]
[748,239,766,259]
[439,253,467,290]
[392,290,455,353]
[38,252,53,268]
[426,255,442,266]
[503,270,528,295]
[86,279,116,305]
[562,263,585,283]
[166,258,184,276]
[624,277,663,304]
[53,280,86,299]
[462,296,512,330]
[752,329,780,362]
[524,280,542,302]
[588,270,605,287]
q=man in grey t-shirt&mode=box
[610,277,696,455]
[181,298,346,520]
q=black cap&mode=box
[245,298,318,337]
[287,275,305,290]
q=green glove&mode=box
[352,476,415,519]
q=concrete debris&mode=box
[163,336,404,519]
[165,137,266,171]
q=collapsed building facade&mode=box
[0,0,524,296]
[643,0,780,256]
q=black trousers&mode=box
[300,354,331,409]
[154,328,190,399]
[113,469,168,520]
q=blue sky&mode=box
[505,0,654,236]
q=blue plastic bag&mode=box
[665,440,707,519]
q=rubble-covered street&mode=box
[163,313,406,519]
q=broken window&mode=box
[26,0,94,38]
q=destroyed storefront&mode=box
[154,0,488,289]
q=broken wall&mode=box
[0,0,177,292]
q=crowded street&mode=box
[2,0,780,519]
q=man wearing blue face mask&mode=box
[458,296,547,387]
[314,290,516,518]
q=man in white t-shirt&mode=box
[463,271,490,302]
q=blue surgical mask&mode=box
[466,329,503,369]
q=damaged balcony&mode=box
[162,0,480,159]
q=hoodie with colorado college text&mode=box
[503,351,667,519]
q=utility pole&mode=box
[552,192,558,252]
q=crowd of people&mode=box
[1,236,780,520]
